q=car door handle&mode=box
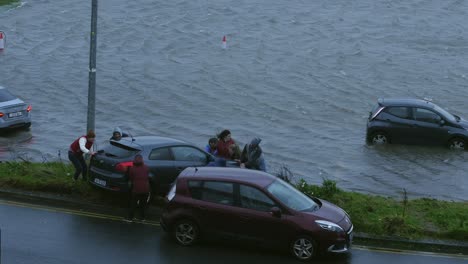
[197,205,207,210]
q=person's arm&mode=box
[244,147,262,168]
[78,137,91,154]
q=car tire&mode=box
[290,236,316,261]
[173,219,199,246]
[369,132,389,145]
[448,137,465,150]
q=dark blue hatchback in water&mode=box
[366,98,468,150]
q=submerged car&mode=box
[366,98,468,150]
[161,167,353,261]
[89,136,224,195]
[0,86,32,130]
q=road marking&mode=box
[1,199,466,260]
[354,245,468,260]
[0,199,161,227]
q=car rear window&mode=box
[369,104,384,120]
[0,89,17,102]
[100,142,140,158]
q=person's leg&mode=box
[78,155,88,181]
[128,193,137,220]
[138,193,149,220]
[259,158,266,172]
[68,151,82,180]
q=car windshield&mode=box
[433,104,457,122]
[100,141,140,158]
[0,89,17,103]
[267,179,319,212]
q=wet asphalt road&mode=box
[0,200,466,264]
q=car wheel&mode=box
[448,138,465,150]
[370,132,389,145]
[173,219,199,246]
[290,236,316,261]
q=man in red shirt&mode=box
[68,130,96,181]
[125,154,150,222]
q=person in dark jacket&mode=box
[240,137,266,172]
[110,127,129,141]
[126,154,151,222]
[68,130,96,181]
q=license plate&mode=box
[8,111,23,118]
[94,178,106,186]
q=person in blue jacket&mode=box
[205,137,218,156]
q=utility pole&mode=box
[87,0,98,132]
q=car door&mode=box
[411,107,448,145]
[188,181,239,239]
[144,147,175,195]
[232,184,289,246]
[380,106,415,144]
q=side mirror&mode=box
[270,207,282,218]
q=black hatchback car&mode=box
[366,98,468,149]
[89,136,218,195]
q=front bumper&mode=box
[327,225,353,253]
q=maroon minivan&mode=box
[160,167,353,261]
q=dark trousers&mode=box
[68,151,87,181]
[128,193,149,220]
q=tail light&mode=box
[0,112,3,117]
[26,105,32,112]
[115,161,133,172]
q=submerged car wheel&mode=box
[291,236,316,261]
[370,132,389,145]
[174,220,199,246]
[448,138,465,150]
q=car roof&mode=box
[378,98,436,108]
[114,135,192,149]
[179,167,277,188]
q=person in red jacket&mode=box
[216,129,239,160]
[68,130,96,181]
[126,154,150,222]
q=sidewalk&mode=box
[0,187,467,256]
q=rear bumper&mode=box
[89,167,129,192]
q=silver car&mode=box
[0,86,32,130]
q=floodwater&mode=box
[0,0,467,201]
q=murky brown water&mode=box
[1,0,467,201]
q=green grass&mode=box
[0,161,467,242]
[0,0,19,6]
[296,179,468,241]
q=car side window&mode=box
[188,180,203,200]
[413,108,441,124]
[172,146,207,162]
[385,107,411,119]
[239,184,276,212]
[149,147,172,160]
[200,181,234,206]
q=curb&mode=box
[0,187,467,256]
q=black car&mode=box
[366,98,468,150]
[89,136,221,195]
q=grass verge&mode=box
[0,161,467,243]
[0,0,19,6]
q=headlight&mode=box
[315,220,344,232]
